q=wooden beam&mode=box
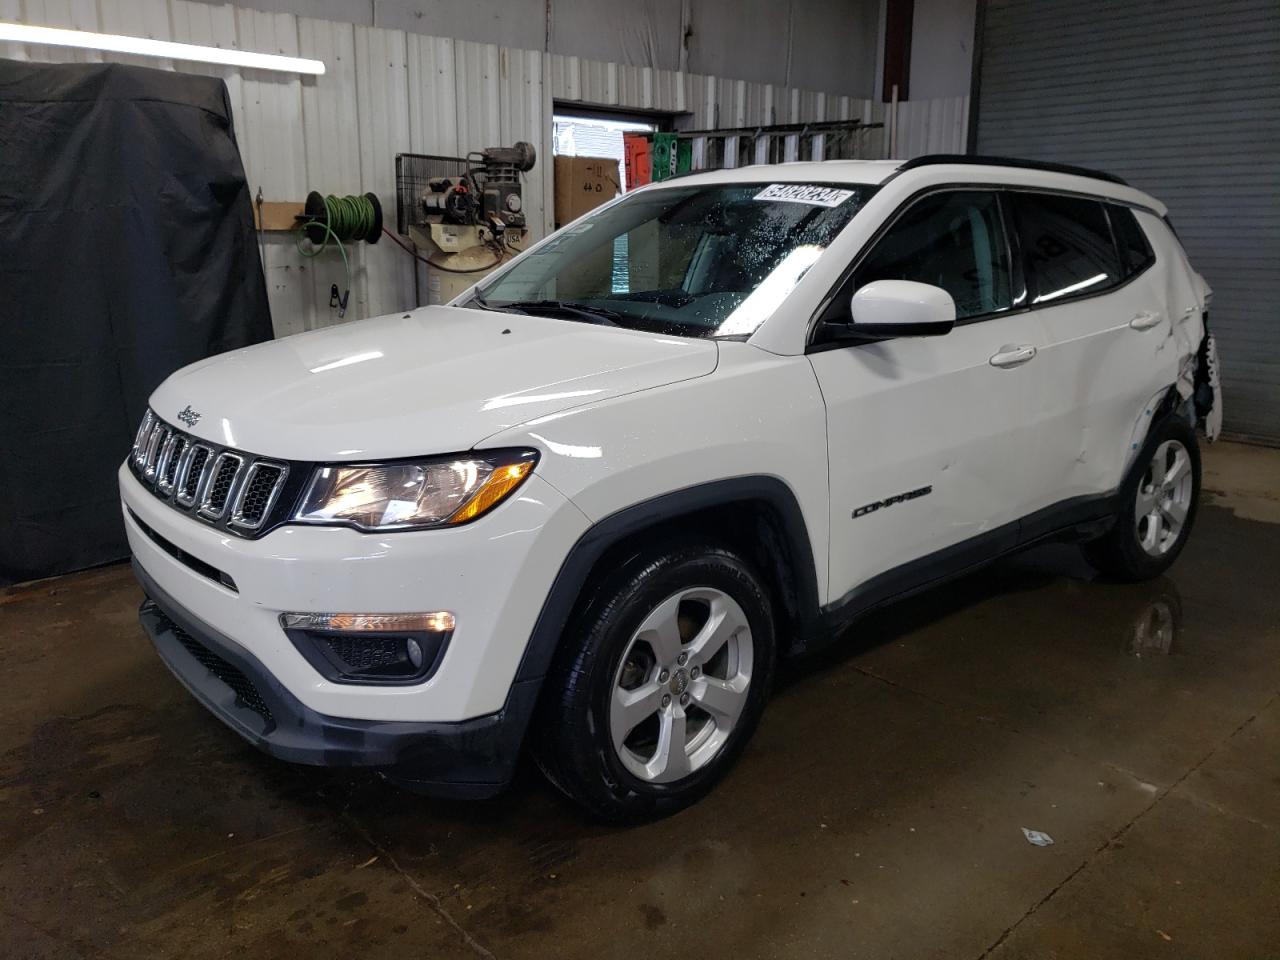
[253,201,305,231]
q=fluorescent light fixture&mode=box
[0,21,326,75]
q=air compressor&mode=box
[394,142,537,304]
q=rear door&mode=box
[1009,192,1178,514]
[809,188,1049,607]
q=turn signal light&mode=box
[449,461,535,524]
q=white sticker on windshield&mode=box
[753,183,855,207]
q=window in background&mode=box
[552,115,655,190]
[553,115,657,293]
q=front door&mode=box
[809,189,1049,608]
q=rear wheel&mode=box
[1084,415,1200,581]
[533,543,776,821]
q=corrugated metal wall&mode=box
[975,0,1280,442]
[2,0,969,337]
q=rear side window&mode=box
[1108,205,1156,276]
[1012,193,1121,304]
[853,190,1012,321]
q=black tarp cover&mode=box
[0,60,273,585]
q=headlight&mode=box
[293,449,537,531]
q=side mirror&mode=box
[846,280,956,338]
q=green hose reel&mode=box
[294,192,384,319]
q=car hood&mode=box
[151,306,718,461]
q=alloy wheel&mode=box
[609,587,754,784]
[1134,439,1193,557]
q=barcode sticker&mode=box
[753,184,855,207]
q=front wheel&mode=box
[533,543,776,821]
[1084,415,1201,581]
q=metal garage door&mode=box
[973,0,1280,442]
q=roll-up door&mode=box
[973,0,1280,442]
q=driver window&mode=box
[854,190,1012,321]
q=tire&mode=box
[1084,415,1201,581]
[533,541,777,822]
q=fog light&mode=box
[280,611,455,685]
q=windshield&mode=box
[473,181,870,339]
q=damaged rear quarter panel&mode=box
[1032,213,1203,501]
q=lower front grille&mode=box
[322,635,407,672]
[151,606,275,726]
[128,509,239,592]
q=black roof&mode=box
[894,154,1129,187]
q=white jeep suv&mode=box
[121,156,1219,820]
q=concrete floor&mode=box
[2,442,1278,959]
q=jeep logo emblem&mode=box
[177,405,202,428]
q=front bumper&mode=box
[136,559,536,796]
[120,462,589,723]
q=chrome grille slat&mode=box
[229,461,289,531]
[197,452,245,520]
[156,434,186,495]
[132,411,155,468]
[129,410,293,538]
[175,444,213,507]
[143,426,170,482]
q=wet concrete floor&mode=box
[2,441,1278,959]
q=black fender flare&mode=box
[512,475,823,688]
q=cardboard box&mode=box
[554,155,621,225]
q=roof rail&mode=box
[893,153,1128,186]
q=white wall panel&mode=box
[355,26,415,320]
[98,0,173,69]
[232,9,310,335]
[12,0,99,61]
[0,0,28,61]
[498,47,554,238]
[453,41,501,158]
[298,17,361,329]
[893,95,969,158]
[407,34,458,155]
[6,1,967,339]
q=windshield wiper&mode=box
[493,299,621,326]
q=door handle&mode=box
[989,344,1037,368]
[1130,310,1163,330]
